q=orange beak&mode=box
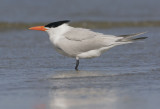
[29,26,48,31]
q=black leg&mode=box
[75,59,79,71]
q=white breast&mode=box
[46,24,74,57]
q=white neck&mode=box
[46,24,71,44]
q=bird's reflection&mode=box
[49,88,118,109]
[47,70,148,109]
[47,70,116,109]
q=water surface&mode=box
[0,0,160,108]
[0,27,160,109]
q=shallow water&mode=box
[0,27,160,109]
[0,0,160,108]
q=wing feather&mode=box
[64,28,102,41]
[59,28,120,56]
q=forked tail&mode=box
[117,32,147,42]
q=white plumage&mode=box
[46,24,121,58]
[29,21,147,70]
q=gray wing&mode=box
[64,28,103,41]
[118,32,147,37]
[58,28,121,55]
[57,36,113,56]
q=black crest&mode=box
[45,20,70,28]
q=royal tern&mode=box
[29,20,147,70]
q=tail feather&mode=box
[117,32,147,42]
[118,32,147,37]
[132,37,148,41]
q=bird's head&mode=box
[29,20,70,32]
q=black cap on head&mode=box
[45,20,70,28]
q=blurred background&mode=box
[0,0,160,22]
[0,0,160,109]
[0,0,160,29]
